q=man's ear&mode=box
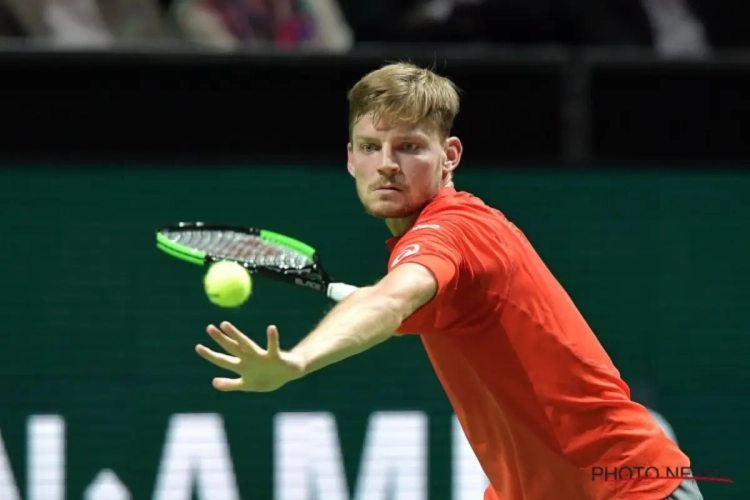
[347,143,355,177]
[443,136,463,180]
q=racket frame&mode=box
[155,222,334,295]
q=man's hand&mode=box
[195,322,305,393]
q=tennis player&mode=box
[196,63,703,500]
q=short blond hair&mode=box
[347,62,460,139]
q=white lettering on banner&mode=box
[84,470,131,500]
[274,412,349,499]
[0,415,65,500]
[29,415,65,500]
[0,409,677,499]
[153,414,240,500]
[274,411,428,500]
[353,412,427,500]
[452,416,490,500]
[0,425,21,500]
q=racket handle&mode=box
[327,282,359,302]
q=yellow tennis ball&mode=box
[203,261,252,308]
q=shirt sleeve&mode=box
[387,223,462,334]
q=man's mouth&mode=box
[374,185,401,192]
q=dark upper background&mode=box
[0,0,748,167]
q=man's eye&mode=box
[360,144,375,153]
[401,143,419,152]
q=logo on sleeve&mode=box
[391,244,420,268]
[411,224,440,231]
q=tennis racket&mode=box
[155,222,359,302]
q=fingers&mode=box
[220,322,262,354]
[195,345,241,371]
[266,325,280,356]
[212,377,245,392]
[207,324,242,356]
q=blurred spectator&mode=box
[0,1,24,37]
[641,0,709,58]
[337,0,711,58]
[169,0,352,52]
[0,0,742,57]
[1,0,173,45]
[337,0,656,46]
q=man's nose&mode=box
[377,146,400,175]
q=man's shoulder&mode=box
[416,190,514,242]
[424,188,505,219]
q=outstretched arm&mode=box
[293,262,437,375]
[195,263,437,392]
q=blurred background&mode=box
[0,1,748,499]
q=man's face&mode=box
[347,113,459,219]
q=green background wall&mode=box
[0,166,746,499]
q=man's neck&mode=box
[385,182,455,236]
[385,213,419,237]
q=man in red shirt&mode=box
[195,63,703,499]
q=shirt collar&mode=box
[385,186,456,250]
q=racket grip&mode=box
[327,283,359,302]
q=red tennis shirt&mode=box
[386,186,689,500]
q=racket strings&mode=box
[165,230,313,269]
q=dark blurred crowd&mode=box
[0,0,747,57]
